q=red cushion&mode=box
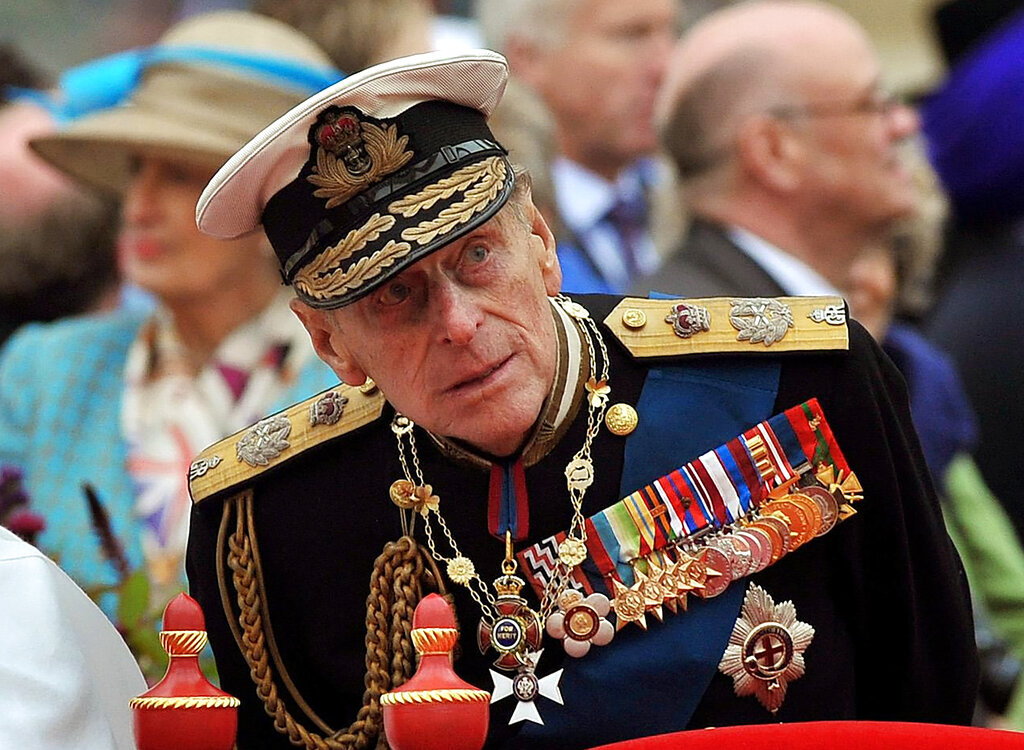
[588,722,1023,750]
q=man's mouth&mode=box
[447,354,513,393]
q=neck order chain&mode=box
[388,295,611,669]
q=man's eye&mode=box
[466,245,489,264]
[378,281,411,306]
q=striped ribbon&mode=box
[488,458,529,541]
[517,398,846,598]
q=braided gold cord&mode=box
[225,494,446,750]
[129,696,241,710]
[378,689,490,706]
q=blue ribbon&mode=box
[7,45,343,124]
[521,358,782,745]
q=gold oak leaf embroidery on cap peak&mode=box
[394,156,508,246]
[293,213,412,300]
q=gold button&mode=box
[605,403,639,436]
[389,479,416,508]
[621,308,647,329]
[359,377,378,394]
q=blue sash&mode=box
[520,359,781,745]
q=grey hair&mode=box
[497,164,535,230]
[474,0,580,52]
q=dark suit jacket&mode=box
[630,218,786,298]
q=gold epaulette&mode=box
[189,382,386,504]
[605,296,849,358]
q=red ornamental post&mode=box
[130,593,239,750]
[382,593,491,750]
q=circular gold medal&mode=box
[694,546,733,598]
[737,527,773,574]
[564,602,602,641]
[788,492,823,538]
[747,518,786,565]
[754,514,792,560]
[767,499,813,549]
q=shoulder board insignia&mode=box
[605,296,849,358]
[189,381,386,504]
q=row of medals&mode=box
[478,464,860,712]
[609,467,853,633]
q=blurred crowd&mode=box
[2,0,1024,736]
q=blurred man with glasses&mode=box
[632,0,919,299]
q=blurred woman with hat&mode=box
[0,10,341,614]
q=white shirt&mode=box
[552,157,662,290]
[728,225,842,296]
[0,526,146,750]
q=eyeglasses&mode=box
[768,88,904,121]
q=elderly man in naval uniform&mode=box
[184,48,977,750]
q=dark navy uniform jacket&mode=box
[186,294,978,750]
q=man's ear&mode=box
[289,298,368,385]
[504,35,550,91]
[736,114,804,193]
[528,201,562,295]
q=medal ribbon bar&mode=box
[517,398,851,598]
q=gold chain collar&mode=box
[388,295,611,628]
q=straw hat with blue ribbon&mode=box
[28,10,342,195]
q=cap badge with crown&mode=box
[307,107,413,206]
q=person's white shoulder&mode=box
[0,527,146,750]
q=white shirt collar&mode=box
[551,156,654,233]
[727,225,842,296]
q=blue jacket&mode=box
[0,310,338,593]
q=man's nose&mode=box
[435,281,483,346]
[889,101,920,141]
